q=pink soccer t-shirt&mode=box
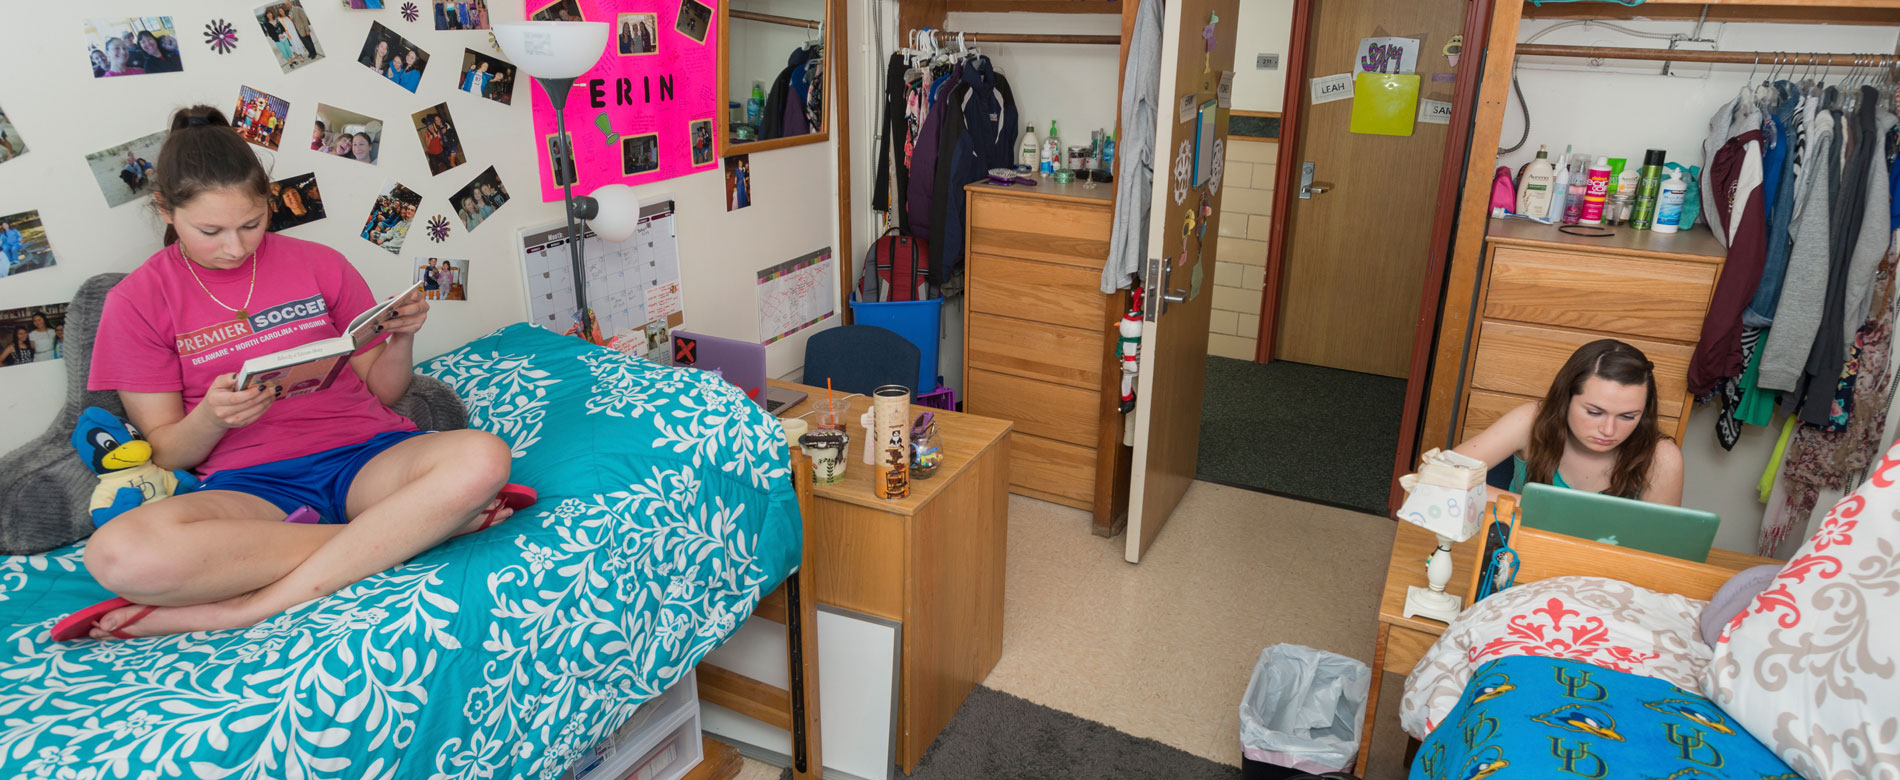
[90,234,417,476]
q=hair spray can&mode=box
[873,385,911,500]
[1629,149,1667,230]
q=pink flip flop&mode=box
[474,483,537,532]
[50,597,157,642]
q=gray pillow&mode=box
[1699,564,1784,647]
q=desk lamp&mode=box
[1397,448,1487,623]
[494,21,642,340]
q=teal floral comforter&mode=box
[0,324,803,779]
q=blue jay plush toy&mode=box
[72,407,200,527]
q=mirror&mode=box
[718,0,829,154]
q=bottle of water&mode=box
[746,82,764,128]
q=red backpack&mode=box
[856,231,933,302]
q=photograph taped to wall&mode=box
[531,0,583,21]
[0,107,25,164]
[450,166,511,232]
[313,103,382,164]
[675,0,713,44]
[546,132,576,187]
[459,49,516,105]
[723,154,751,211]
[362,180,422,254]
[359,21,430,93]
[411,103,466,175]
[268,173,327,232]
[0,301,68,368]
[434,0,490,30]
[518,200,683,340]
[690,118,714,165]
[617,13,659,55]
[85,17,184,78]
[415,257,469,301]
[85,130,166,208]
[621,133,659,176]
[255,1,324,73]
[0,210,58,282]
[234,85,291,150]
[343,0,386,8]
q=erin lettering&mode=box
[589,75,676,108]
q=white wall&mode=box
[941,12,1122,151]
[0,0,840,456]
[1492,19,1900,557]
[1232,0,1293,113]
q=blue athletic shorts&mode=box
[200,430,431,524]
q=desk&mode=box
[771,380,1012,774]
[1359,517,1783,776]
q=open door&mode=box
[1125,0,1240,563]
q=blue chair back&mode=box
[802,325,922,397]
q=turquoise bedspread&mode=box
[0,323,802,779]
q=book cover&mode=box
[236,279,425,397]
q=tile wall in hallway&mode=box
[1211,139,1276,360]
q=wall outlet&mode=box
[1256,53,1279,70]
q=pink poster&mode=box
[525,0,720,201]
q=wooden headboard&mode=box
[1463,495,1781,603]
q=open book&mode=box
[235,280,425,399]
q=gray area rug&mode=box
[1195,357,1406,516]
[779,686,1240,780]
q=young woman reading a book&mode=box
[56,106,533,642]
[1452,338,1684,505]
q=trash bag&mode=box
[1239,643,1371,775]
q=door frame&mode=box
[1253,0,1498,514]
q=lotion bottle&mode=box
[1019,121,1040,170]
[1516,145,1556,218]
[1653,168,1688,234]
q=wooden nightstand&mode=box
[1358,523,1477,775]
[768,380,1012,774]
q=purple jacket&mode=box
[905,69,963,237]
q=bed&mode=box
[0,322,820,780]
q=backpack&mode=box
[856,231,934,302]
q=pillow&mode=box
[1400,575,1710,739]
[1698,564,1781,648]
[1702,440,1900,780]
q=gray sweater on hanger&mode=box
[1838,106,1896,354]
[1756,106,1836,392]
[1102,0,1162,294]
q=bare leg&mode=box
[85,490,344,605]
[93,429,514,639]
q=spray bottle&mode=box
[1041,120,1062,173]
[746,82,765,127]
[1546,151,1572,223]
[1561,154,1588,224]
[1629,149,1667,230]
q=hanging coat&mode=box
[927,58,1017,285]
[1103,0,1163,293]
[905,67,966,240]
[1688,129,1768,396]
[1758,106,1837,392]
[872,53,911,229]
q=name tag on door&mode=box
[1310,73,1354,104]
[1417,98,1454,124]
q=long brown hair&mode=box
[154,106,270,245]
[1527,339,1662,499]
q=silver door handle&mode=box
[1144,256,1191,320]
[1307,184,1330,195]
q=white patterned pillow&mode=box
[1400,576,1710,739]
[1702,440,1900,780]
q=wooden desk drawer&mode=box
[1460,388,1677,447]
[966,368,1099,447]
[968,314,1104,389]
[968,195,1111,268]
[968,253,1107,331]
[1471,321,1691,419]
[1008,433,1097,505]
[1384,624,1439,675]
[1485,247,1716,341]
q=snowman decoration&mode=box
[1118,290,1143,413]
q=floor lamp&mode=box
[494,21,642,342]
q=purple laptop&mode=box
[670,330,807,415]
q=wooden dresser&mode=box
[960,179,1132,535]
[1456,219,1729,445]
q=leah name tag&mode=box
[1418,98,1455,124]
[1310,73,1353,104]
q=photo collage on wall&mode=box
[414,257,470,300]
[84,17,185,78]
[0,303,68,369]
[0,210,57,282]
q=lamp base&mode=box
[1403,585,1463,623]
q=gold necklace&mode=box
[180,247,258,323]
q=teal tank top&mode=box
[1509,454,1572,493]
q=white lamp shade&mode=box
[493,22,610,80]
[588,184,641,242]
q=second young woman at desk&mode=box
[1454,338,1684,505]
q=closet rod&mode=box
[1517,43,1891,67]
[732,9,821,29]
[917,29,1118,45]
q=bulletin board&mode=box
[517,199,686,342]
[525,0,720,201]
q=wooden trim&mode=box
[1356,622,1389,777]
[685,737,745,780]
[963,181,1116,207]
[718,0,834,159]
[1387,0,1495,515]
[1525,3,1900,24]
[1254,0,1312,364]
[788,451,823,780]
[697,664,795,731]
[933,31,1121,44]
[1093,287,1132,537]
[1420,0,1523,455]
[833,0,853,326]
[732,8,822,28]
[756,586,789,624]
[946,0,1122,12]
[1228,110,1281,119]
[724,131,833,157]
[1518,43,1895,66]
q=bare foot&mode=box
[453,496,515,537]
[89,593,258,641]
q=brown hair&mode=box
[1527,339,1662,499]
[154,106,270,245]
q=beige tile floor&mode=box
[731,481,1413,779]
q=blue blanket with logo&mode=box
[1410,656,1797,780]
[0,324,801,779]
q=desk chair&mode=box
[802,325,921,396]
